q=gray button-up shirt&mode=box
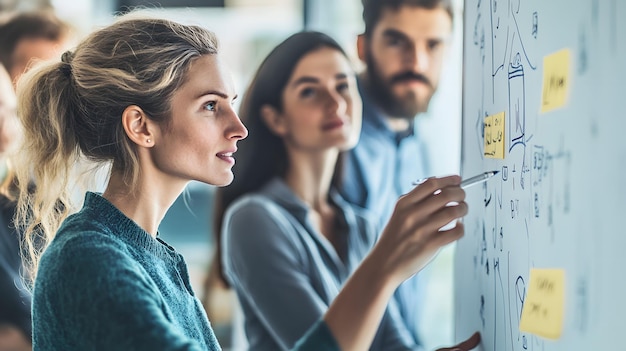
[222,178,419,351]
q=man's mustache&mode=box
[390,72,432,88]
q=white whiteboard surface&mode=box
[455,0,626,350]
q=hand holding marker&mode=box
[458,170,500,188]
[409,172,498,231]
[412,170,500,188]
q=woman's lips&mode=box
[322,119,345,131]
[217,150,236,165]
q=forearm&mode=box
[323,176,467,350]
[323,252,398,351]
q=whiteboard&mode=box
[454,0,626,350]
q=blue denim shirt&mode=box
[222,178,419,351]
[341,80,431,344]
[341,81,431,227]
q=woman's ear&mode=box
[260,105,287,136]
[121,105,155,147]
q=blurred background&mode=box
[1,0,464,349]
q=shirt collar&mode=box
[260,178,348,223]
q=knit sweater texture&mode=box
[32,192,337,351]
[32,192,219,350]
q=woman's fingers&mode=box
[397,178,465,217]
[375,175,470,285]
[400,175,462,206]
[392,186,466,239]
[418,185,466,215]
[412,200,468,236]
[402,211,466,261]
[399,202,467,271]
[423,221,465,252]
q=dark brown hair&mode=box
[361,0,454,36]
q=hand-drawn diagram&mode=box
[455,0,626,349]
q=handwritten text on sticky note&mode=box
[519,268,565,339]
[484,112,505,159]
[541,49,571,113]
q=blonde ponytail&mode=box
[12,16,219,280]
[14,59,80,278]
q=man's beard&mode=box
[364,50,435,119]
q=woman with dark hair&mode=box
[215,31,478,351]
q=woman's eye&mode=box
[299,87,316,98]
[204,101,217,112]
[337,83,349,93]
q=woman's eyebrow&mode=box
[291,76,320,87]
[195,89,235,100]
[291,73,349,87]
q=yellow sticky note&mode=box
[541,49,571,113]
[519,268,565,339]
[483,112,505,159]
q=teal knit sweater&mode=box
[32,192,338,351]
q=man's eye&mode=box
[387,37,404,47]
[428,40,442,51]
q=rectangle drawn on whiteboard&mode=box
[484,112,506,159]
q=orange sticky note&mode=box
[483,112,505,159]
[519,268,565,339]
[541,49,571,113]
